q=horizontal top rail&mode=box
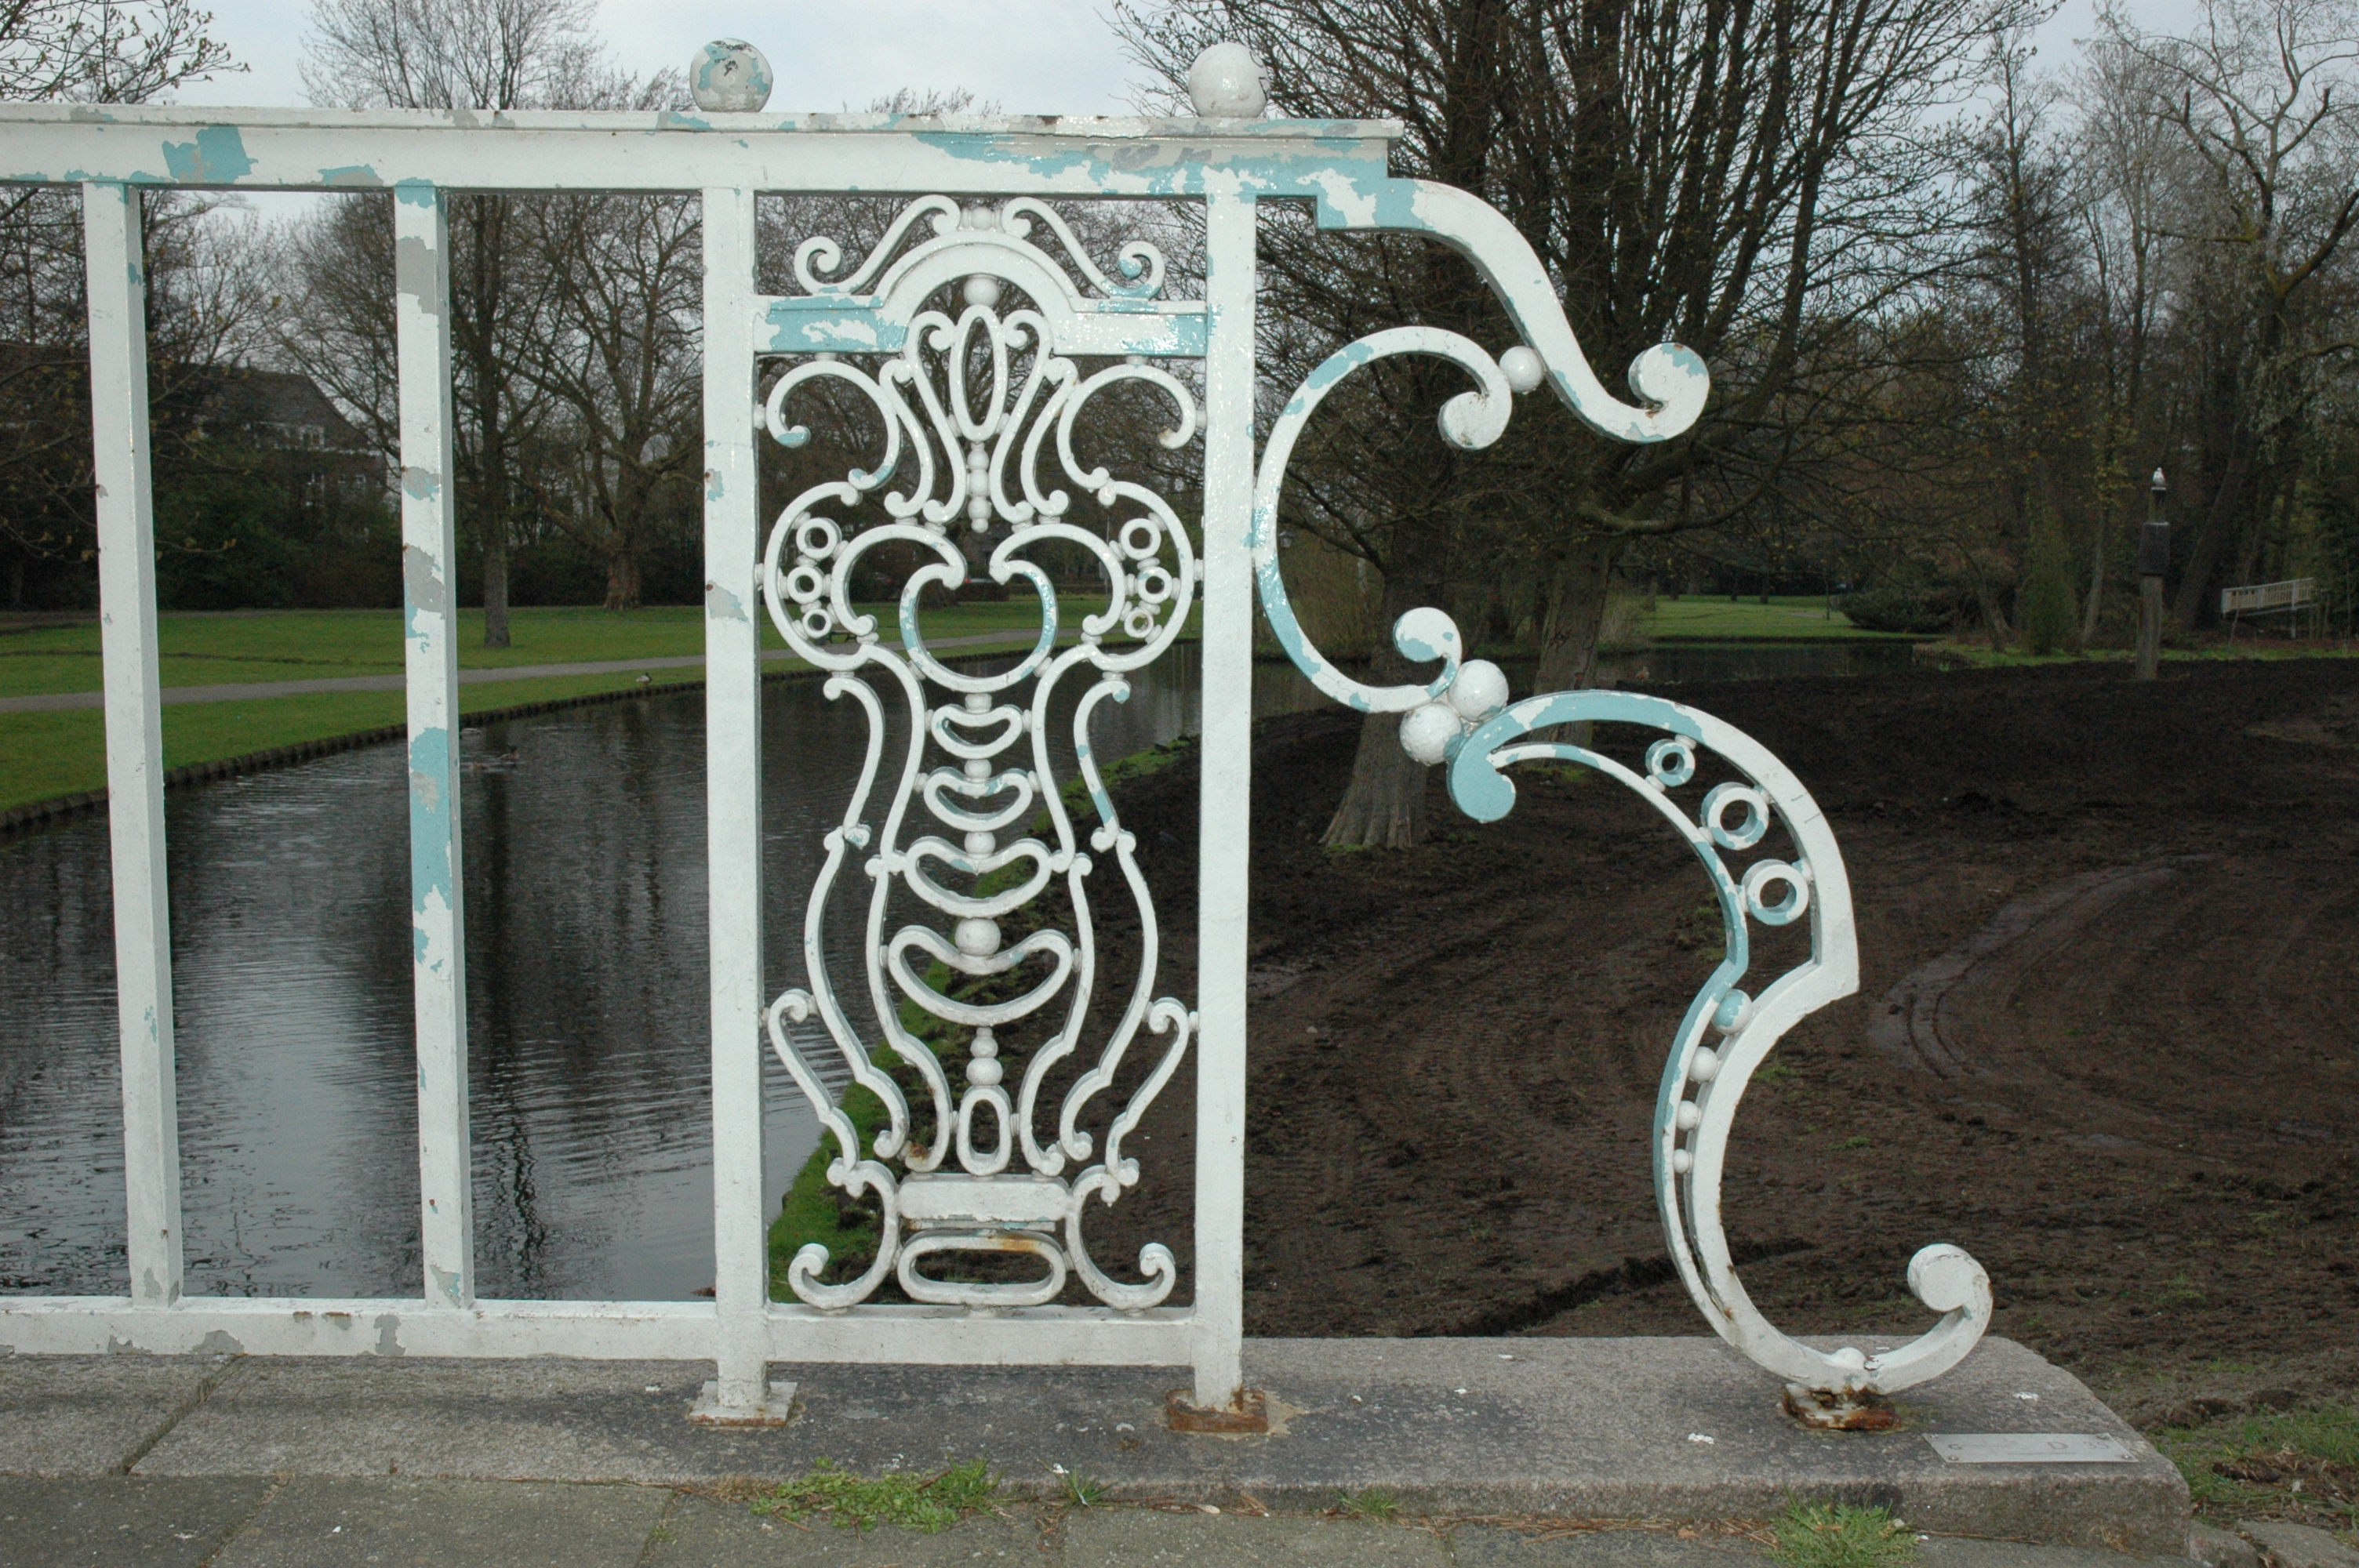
[0,105,1403,196]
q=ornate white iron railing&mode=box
[0,44,1986,1425]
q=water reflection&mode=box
[0,638,1898,1301]
[0,644,1323,1301]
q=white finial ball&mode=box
[1188,42,1268,118]
[1446,659,1510,722]
[1398,701,1463,766]
[963,274,1002,309]
[1500,346,1546,394]
[690,39,772,113]
[954,917,1001,957]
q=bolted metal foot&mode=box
[1166,1387,1268,1434]
[689,1377,799,1427]
[1783,1383,1900,1431]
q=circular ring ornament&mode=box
[1118,518,1161,561]
[1135,565,1175,605]
[1646,738,1696,789]
[795,517,841,559]
[786,563,827,605]
[1122,607,1158,641]
[1702,782,1770,850]
[1742,860,1811,926]
[800,605,833,639]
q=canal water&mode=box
[0,638,1908,1302]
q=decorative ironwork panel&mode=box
[755,199,1201,1313]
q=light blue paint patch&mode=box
[394,179,438,206]
[706,581,747,622]
[318,165,383,187]
[161,125,254,184]
[706,469,725,502]
[402,465,439,501]
[407,725,454,920]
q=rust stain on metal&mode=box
[1167,1386,1268,1434]
[1783,1385,1901,1431]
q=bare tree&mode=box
[1121,0,2024,847]
[2100,0,2359,629]
[1,0,233,101]
[300,0,605,644]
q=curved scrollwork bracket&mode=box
[1448,691,1990,1423]
[1249,303,1990,1424]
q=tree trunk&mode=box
[604,548,642,612]
[1533,536,1619,694]
[1320,529,1451,850]
[1318,710,1430,850]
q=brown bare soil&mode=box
[1081,656,2359,1418]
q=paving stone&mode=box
[2240,1523,2359,1568]
[643,1495,1055,1564]
[99,1337,2186,1550]
[1918,1539,2189,1568]
[2192,1525,2263,1568]
[1445,1526,1763,1566]
[1062,1508,1449,1566]
[205,1476,671,1567]
[0,1353,242,1476]
[0,1475,271,1567]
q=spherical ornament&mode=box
[1446,659,1510,723]
[689,40,772,113]
[963,274,1002,309]
[1398,701,1463,766]
[964,829,995,855]
[1187,42,1268,118]
[1674,1101,1700,1131]
[1499,346,1546,394]
[1670,1148,1693,1174]
[1712,988,1752,1033]
[954,917,1002,957]
[965,1056,1004,1087]
[1688,1047,1721,1083]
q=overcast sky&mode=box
[164,0,2196,118]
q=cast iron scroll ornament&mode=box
[1250,326,1992,1425]
[757,198,1199,1313]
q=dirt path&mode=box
[1063,657,2359,1417]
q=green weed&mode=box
[2154,1403,2359,1533]
[1769,1502,1920,1568]
[1333,1486,1401,1520]
[1060,1468,1107,1508]
[753,1457,1003,1533]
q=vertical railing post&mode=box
[397,184,474,1308]
[1192,187,1258,1409]
[700,184,769,1409]
[84,182,183,1309]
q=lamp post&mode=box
[2136,467,2168,681]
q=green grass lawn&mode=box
[0,599,1108,699]
[0,595,1190,814]
[1640,594,1910,640]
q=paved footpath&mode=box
[0,1482,2201,1568]
[0,630,1082,714]
[0,1339,2213,1567]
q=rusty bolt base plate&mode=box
[1783,1383,1901,1431]
[1166,1387,1268,1434]
[687,1377,799,1427]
